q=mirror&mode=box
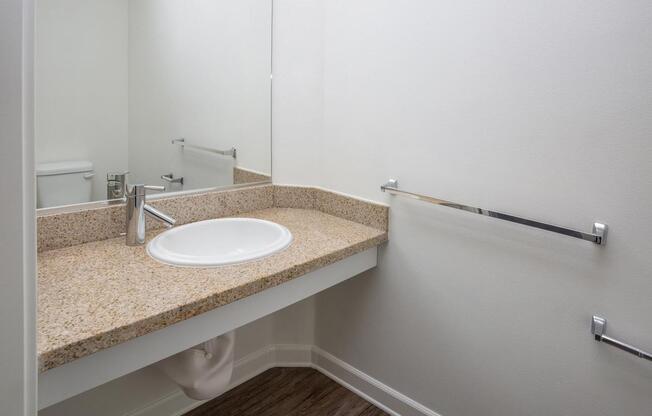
[34,0,272,210]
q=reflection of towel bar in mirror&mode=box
[172,138,237,159]
[161,173,184,185]
[381,179,608,245]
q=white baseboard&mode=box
[310,347,441,416]
[128,344,440,416]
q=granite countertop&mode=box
[38,207,387,372]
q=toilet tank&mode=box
[36,161,94,208]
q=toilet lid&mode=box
[36,160,94,176]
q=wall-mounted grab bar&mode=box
[591,316,652,362]
[172,138,236,159]
[380,179,608,245]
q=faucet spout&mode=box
[144,204,176,228]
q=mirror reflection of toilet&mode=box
[36,161,94,208]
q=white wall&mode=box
[272,0,324,187]
[128,0,272,191]
[0,0,37,414]
[274,1,652,416]
[35,0,129,202]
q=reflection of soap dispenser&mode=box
[106,171,128,200]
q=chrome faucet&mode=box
[125,184,176,246]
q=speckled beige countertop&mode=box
[38,207,387,372]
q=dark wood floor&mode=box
[183,367,389,416]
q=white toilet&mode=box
[36,161,94,208]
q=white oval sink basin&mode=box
[147,218,293,267]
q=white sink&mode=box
[147,218,293,267]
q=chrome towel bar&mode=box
[591,316,652,362]
[380,179,608,245]
[172,138,237,159]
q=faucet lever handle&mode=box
[126,184,166,197]
[144,185,166,192]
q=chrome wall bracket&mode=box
[161,173,184,185]
[380,179,399,192]
[380,178,608,245]
[591,316,652,362]
[592,223,608,245]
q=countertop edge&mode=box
[38,232,387,373]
